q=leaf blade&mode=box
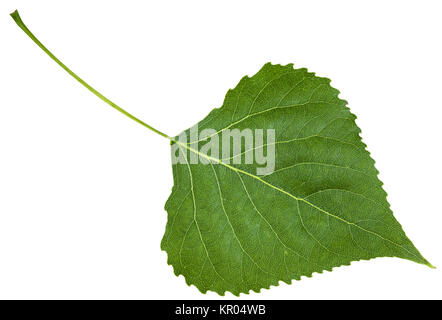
[162,63,432,295]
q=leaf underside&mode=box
[161,63,431,295]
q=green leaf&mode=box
[161,63,432,295]
[11,11,432,297]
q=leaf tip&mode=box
[418,256,436,269]
[427,262,436,269]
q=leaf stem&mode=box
[10,10,172,141]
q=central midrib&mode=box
[174,141,426,265]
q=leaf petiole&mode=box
[10,10,172,141]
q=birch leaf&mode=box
[161,63,432,295]
[10,10,432,297]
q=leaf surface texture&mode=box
[161,63,430,295]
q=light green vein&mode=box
[175,141,430,266]
[209,162,277,277]
[178,147,232,287]
[221,134,362,162]
[183,100,341,145]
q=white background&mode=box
[0,0,441,299]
